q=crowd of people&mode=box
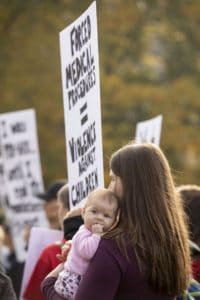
[0,142,200,300]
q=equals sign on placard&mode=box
[80,102,88,126]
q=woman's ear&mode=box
[81,207,85,219]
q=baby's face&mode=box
[83,196,118,233]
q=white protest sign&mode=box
[60,1,104,208]
[135,115,163,146]
[0,109,48,261]
[20,227,63,300]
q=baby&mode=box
[54,187,120,299]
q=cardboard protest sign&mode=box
[20,227,63,300]
[0,109,48,261]
[135,115,163,146]
[59,1,104,208]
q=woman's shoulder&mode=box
[99,237,118,248]
[97,238,122,259]
[99,236,132,252]
[98,237,137,268]
[92,238,143,288]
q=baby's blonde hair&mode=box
[86,188,120,212]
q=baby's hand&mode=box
[91,224,104,235]
[56,240,72,262]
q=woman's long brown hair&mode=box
[106,142,191,296]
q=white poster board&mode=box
[60,1,104,209]
[0,109,48,261]
[135,115,163,146]
[20,227,63,300]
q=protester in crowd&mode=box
[53,188,120,299]
[0,220,24,298]
[41,142,191,300]
[24,183,83,300]
[177,184,200,283]
[0,180,67,299]
[22,179,68,255]
[177,185,200,247]
[0,263,17,300]
[189,240,200,283]
[39,179,67,230]
[0,215,17,300]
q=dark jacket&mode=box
[0,267,17,300]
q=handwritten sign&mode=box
[0,109,48,261]
[135,115,163,146]
[59,1,104,208]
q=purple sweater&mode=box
[41,238,176,300]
